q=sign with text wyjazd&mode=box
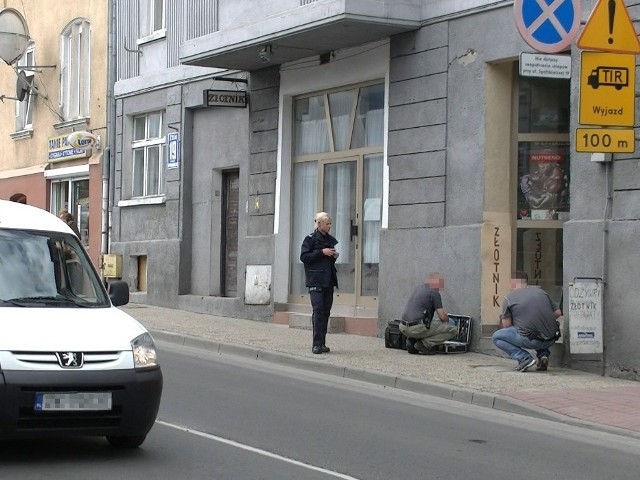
[579,51,635,127]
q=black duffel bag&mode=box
[384,320,407,349]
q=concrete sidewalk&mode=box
[121,303,640,439]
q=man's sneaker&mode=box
[536,356,549,371]
[515,357,537,372]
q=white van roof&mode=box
[0,199,73,234]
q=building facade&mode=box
[109,0,640,380]
[0,1,108,266]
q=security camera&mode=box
[259,45,272,63]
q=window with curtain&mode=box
[60,19,90,121]
[132,111,165,197]
[290,162,318,294]
[15,44,35,132]
[140,0,165,37]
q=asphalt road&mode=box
[1,341,639,479]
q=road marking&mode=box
[157,420,363,480]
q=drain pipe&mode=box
[102,0,117,272]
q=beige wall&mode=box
[0,0,108,171]
[481,62,515,328]
[0,1,108,266]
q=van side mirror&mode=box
[108,280,130,307]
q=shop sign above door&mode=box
[514,0,582,53]
[203,89,247,108]
[577,0,640,54]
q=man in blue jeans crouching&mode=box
[492,271,562,372]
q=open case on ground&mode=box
[441,314,472,353]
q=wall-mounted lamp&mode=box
[258,45,272,63]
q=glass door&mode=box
[322,159,357,302]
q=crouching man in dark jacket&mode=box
[300,212,339,354]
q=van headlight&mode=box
[131,332,158,369]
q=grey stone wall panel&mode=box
[251,108,279,132]
[389,177,445,204]
[390,46,448,82]
[249,151,277,175]
[119,202,179,241]
[390,22,448,57]
[250,66,280,90]
[250,86,280,113]
[388,151,446,180]
[613,159,640,190]
[249,193,275,215]
[248,214,274,236]
[388,203,445,229]
[612,190,640,220]
[389,73,447,106]
[250,129,279,154]
[388,124,446,156]
[249,173,276,195]
[389,99,446,130]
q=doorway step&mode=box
[273,303,378,337]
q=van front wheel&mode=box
[106,434,146,448]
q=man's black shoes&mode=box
[312,346,323,354]
[414,342,438,355]
[406,339,419,354]
[321,345,330,353]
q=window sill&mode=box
[54,117,90,132]
[10,129,34,141]
[137,29,167,46]
[118,195,166,207]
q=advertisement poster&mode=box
[518,141,570,220]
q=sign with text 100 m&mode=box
[575,127,635,153]
[579,52,635,127]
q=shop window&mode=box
[515,75,569,302]
[132,111,165,197]
[51,178,90,247]
[60,19,90,121]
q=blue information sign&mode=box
[514,0,581,53]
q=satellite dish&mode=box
[16,70,31,101]
[0,8,30,65]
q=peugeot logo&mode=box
[55,352,84,368]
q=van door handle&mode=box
[350,220,358,241]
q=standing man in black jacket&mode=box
[300,212,339,354]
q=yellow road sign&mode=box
[576,127,635,153]
[579,52,635,127]
[577,0,640,53]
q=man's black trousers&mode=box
[310,287,334,347]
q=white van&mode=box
[0,200,162,448]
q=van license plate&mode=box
[34,392,112,411]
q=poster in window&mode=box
[518,141,569,220]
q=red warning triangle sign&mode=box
[577,0,640,53]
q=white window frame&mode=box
[138,0,166,43]
[15,44,35,132]
[60,19,91,121]
[131,111,165,198]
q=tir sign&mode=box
[579,51,635,126]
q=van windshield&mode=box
[0,229,110,308]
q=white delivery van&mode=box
[0,200,162,448]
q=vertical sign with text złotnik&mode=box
[568,278,603,354]
[576,0,640,153]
